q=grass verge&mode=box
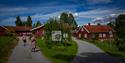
[37,38,77,63]
[0,36,18,63]
[89,40,125,57]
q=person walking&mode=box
[31,34,36,52]
[22,34,27,46]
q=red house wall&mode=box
[76,27,115,40]
[34,27,44,37]
[0,27,6,36]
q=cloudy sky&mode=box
[0,0,125,26]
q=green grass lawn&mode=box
[37,38,77,63]
[89,40,125,57]
[0,36,17,63]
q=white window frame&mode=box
[103,33,106,38]
[84,34,87,38]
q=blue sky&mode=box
[0,0,125,26]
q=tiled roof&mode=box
[4,26,16,32]
[30,25,44,31]
[15,26,32,31]
[84,25,116,33]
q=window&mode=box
[103,33,106,37]
[84,34,87,38]
[79,34,81,38]
[99,33,102,38]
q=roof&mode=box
[0,26,8,31]
[30,25,44,31]
[4,26,15,32]
[15,26,32,31]
[83,25,116,33]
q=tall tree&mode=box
[68,13,78,29]
[15,16,22,26]
[33,21,42,27]
[27,16,32,26]
[60,12,68,23]
[60,12,78,30]
[115,14,125,50]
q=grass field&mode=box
[0,36,17,63]
[89,40,125,57]
[37,38,77,63]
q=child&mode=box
[31,35,36,52]
[22,34,26,46]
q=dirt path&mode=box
[70,37,121,63]
[7,36,51,63]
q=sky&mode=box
[0,0,125,26]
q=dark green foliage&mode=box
[33,21,42,27]
[107,14,125,51]
[115,14,125,50]
[15,16,22,26]
[15,16,32,26]
[27,16,32,26]
[44,18,72,48]
[60,12,78,30]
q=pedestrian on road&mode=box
[31,34,36,52]
[22,34,26,46]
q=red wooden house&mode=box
[15,26,32,36]
[0,26,7,36]
[75,23,116,40]
[30,25,44,37]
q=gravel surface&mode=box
[7,36,51,63]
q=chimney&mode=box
[88,23,91,26]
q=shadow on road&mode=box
[73,52,125,63]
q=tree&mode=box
[68,13,78,29]
[60,12,78,30]
[33,21,42,27]
[60,12,69,23]
[27,16,32,26]
[15,16,22,26]
[115,14,125,50]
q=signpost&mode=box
[52,31,62,41]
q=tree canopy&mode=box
[15,16,22,26]
[108,14,125,50]
[15,16,32,26]
[33,21,42,27]
[60,12,78,29]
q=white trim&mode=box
[83,26,90,33]
[1,26,9,31]
[30,25,44,31]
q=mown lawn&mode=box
[89,40,125,57]
[0,36,17,63]
[37,38,77,63]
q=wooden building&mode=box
[75,23,116,40]
[30,25,44,37]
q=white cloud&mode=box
[87,0,112,5]
[92,13,120,23]
[0,7,28,12]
